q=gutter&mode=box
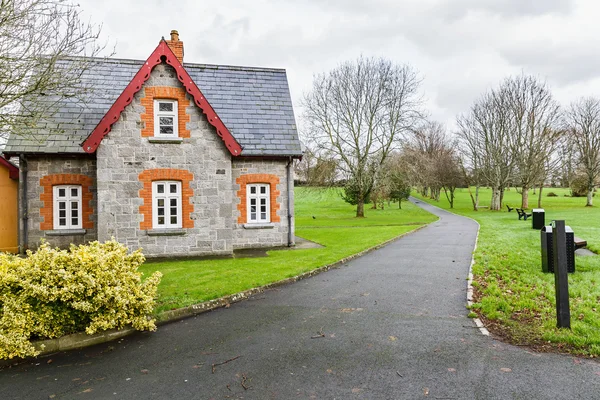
[19,154,28,253]
[286,156,295,247]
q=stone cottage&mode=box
[3,31,303,257]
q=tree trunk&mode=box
[491,187,501,210]
[499,187,505,210]
[356,200,365,217]
[537,184,544,208]
[521,186,529,209]
[467,186,477,211]
[587,189,594,207]
[398,199,402,209]
[475,185,480,208]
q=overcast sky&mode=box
[78,0,600,131]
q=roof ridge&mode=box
[59,55,287,73]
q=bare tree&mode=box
[456,113,483,210]
[565,97,600,206]
[505,75,562,208]
[0,0,110,142]
[302,56,423,217]
[457,84,518,210]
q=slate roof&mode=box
[4,57,302,157]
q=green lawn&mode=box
[417,188,600,356]
[141,187,437,314]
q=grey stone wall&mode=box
[24,156,97,250]
[96,63,233,257]
[232,159,295,249]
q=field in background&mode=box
[142,187,437,313]
[417,187,600,355]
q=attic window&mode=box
[154,99,178,137]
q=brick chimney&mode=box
[166,30,184,63]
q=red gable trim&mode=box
[0,155,18,180]
[81,41,242,156]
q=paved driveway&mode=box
[2,199,600,399]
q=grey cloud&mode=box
[436,0,574,21]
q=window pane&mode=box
[59,201,66,210]
[158,216,165,225]
[251,213,256,220]
[157,184,164,194]
[261,212,267,220]
[160,125,174,134]
[159,102,173,112]
[71,201,78,210]
[260,186,267,194]
[58,188,66,197]
[158,208,164,216]
[157,199,164,207]
[59,210,66,218]
[260,198,266,205]
[250,205,256,213]
[71,209,78,218]
[260,205,266,213]
[170,198,177,206]
[250,199,256,206]
[59,218,66,226]
[71,217,78,226]
[170,184,177,194]
[71,188,79,197]
[171,216,177,224]
[170,207,177,216]
[250,186,256,194]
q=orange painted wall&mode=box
[0,164,18,253]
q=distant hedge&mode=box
[0,240,162,359]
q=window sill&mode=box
[243,223,275,229]
[146,228,186,236]
[148,137,183,144]
[45,229,87,236]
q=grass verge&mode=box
[417,187,600,356]
[141,187,437,314]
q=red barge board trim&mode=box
[81,40,242,156]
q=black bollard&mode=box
[552,220,571,329]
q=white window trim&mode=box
[246,183,271,224]
[53,185,82,230]
[153,99,179,137]
[152,181,182,229]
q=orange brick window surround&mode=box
[39,174,94,230]
[236,174,281,224]
[140,87,191,138]
[139,169,194,230]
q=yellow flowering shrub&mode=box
[0,240,162,360]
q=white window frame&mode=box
[152,181,182,229]
[53,185,82,230]
[154,99,178,137]
[246,183,270,223]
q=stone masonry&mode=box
[96,63,234,257]
[25,156,97,249]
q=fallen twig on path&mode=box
[241,374,249,390]
[211,355,241,373]
[311,327,325,339]
[396,371,403,377]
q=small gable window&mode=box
[247,184,270,223]
[154,99,178,137]
[152,181,182,229]
[53,185,82,229]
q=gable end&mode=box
[81,41,242,156]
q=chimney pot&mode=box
[170,30,179,42]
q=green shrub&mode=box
[547,192,558,197]
[0,240,162,360]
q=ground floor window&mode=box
[247,183,270,223]
[53,185,82,229]
[152,181,182,228]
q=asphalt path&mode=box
[2,199,600,399]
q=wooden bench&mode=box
[506,205,514,212]
[516,208,532,220]
[574,237,587,250]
